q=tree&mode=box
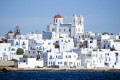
[111,33,113,35]
[102,32,109,35]
[2,38,7,43]
[23,54,28,58]
[10,59,18,62]
[17,48,24,55]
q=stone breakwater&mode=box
[0,67,120,72]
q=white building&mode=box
[0,43,11,61]
[47,14,84,38]
[7,39,29,52]
[41,51,81,67]
[0,43,23,61]
[16,58,43,68]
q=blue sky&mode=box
[0,0,120,36]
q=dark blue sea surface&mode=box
[0,71,120,80]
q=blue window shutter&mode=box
[16,42,19,45]
[112,45,114,48]
[106,58,107,61]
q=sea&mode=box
[0,71,120,80]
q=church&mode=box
[47,14,84,38]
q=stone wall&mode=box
[0,60,14,67]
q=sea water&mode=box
[0,71,120,80]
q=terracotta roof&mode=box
[54,14,63,18]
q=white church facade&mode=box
[47,14,84,38]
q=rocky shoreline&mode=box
[0,67,120,72]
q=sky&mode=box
[0,0,120,36]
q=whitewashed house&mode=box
[16,58,43,68]
[7,39,29,52]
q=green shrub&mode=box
[17,48,24,55]
[10,59,18,62]
[23,54,28,58]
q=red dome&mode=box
[54,14,63,18]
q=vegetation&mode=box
[102,32,109,35]
[111,33,113,35]
[48,65,59,68]
[17,48,24,55]
[36,66,43,68]
[53,43,59,48]
[2,38,7,43]
[10,59,18,62]
[59,36,63,38]
[110,48,115,51]
[23,54,28,58]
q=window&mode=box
[64,29,66,32]
[68,55,71,58]
[16,42,19,45]
[116,58,118,62]
[50,55,52,59]
[61,40,63,42]
[65,55,67,58]
[108,53,109,56]
[23,42,25,45]
[53,62,55,65]
[106,58,107,61]
[33,51,35,54]
[3,53,5,55]
[69,29,71,32]
[39,47,41,50]
[51,62,52,65]
[56,19,57,23]
[68,40,70,42]
[109,58,110,61]
[112,45,114,48]
[4,48,6,51]
[115,53,119,56]
[58,62,59,64]
[11,48,14,51]
[48,43,51,45]
[58,56,61,59]
[36,47,38,49]
[52,28,55,31]
[59,29,61,32]
[56,41,59,43]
